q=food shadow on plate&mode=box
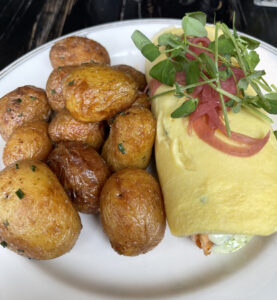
[32,233,272,299]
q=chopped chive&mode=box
[14,98,22,103]
[30,96,37,100]
[7,108,11,112]
[15,163,19,169]
[15,189,24,199]
[3,221,9,226]
[51,89,56,94]
[30,165,36,172]
[1,241,7,248]
[118,143,126,154]
[67,80,75,86]
[59,56,65,60]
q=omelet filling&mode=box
[209,234,253,253]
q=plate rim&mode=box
[1,18,277,81]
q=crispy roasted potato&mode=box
[48,142,110,214]
[131,93,150,109]
[0,160,82,260]
[3,121,52,166]
[0,86,51,141]
[100,168,166,256]
[102,107,155,172]
[49,36,110,68]
[107,93,151,126]
[48,110,105,150]
[63,64,138,122]
[112,64,147,91]
[46,66,76,111]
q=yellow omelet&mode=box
[146,26,277,237]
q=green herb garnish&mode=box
[14,98,22,103]
[51,89,56,94]
[16,163,19,169]
[7,108,11,112]
[3,221,9,226]
[17,249,24,253]
[118,143,126,154]
[15,189,24,199]
[30,165,36,172]
[59,56,65,60]
[1,241,7,248]
[67,80,75,86]
[131,12,276,135]
[30,96,37,100]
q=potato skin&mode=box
[0,86,51,141]
[46,66,76,111]
[100,168,166,256]
[112,64,147,91]
[49,36,110,68]
[63,64,138,122]
[48,110,105,150]
[102,107,156,172]
[47,142,110,214]
[131,93,150,109]
[3,121,52,166]
[0,160,82,260]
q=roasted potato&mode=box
[102,107,155,172]
[49,36,110,68]
[112,64,147,91]
[48,142,110,214]
[48,110,105,150]
[100,168,166,256]
[131,93,150,109]
[0,86,51,141]
[3,121,52,166]
[63,64,138,122]
[46,66,76,111]
[0,160,82,260]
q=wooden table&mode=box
[0,0,277,70]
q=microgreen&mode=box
[171,98,198,118]
[131,11,277,135]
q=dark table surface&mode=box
[0,0,277,71]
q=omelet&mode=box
[146,27,277,243]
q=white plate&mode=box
[1,19,277,300]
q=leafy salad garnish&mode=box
[131,11,277,137]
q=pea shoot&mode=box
[131,11,277,135]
